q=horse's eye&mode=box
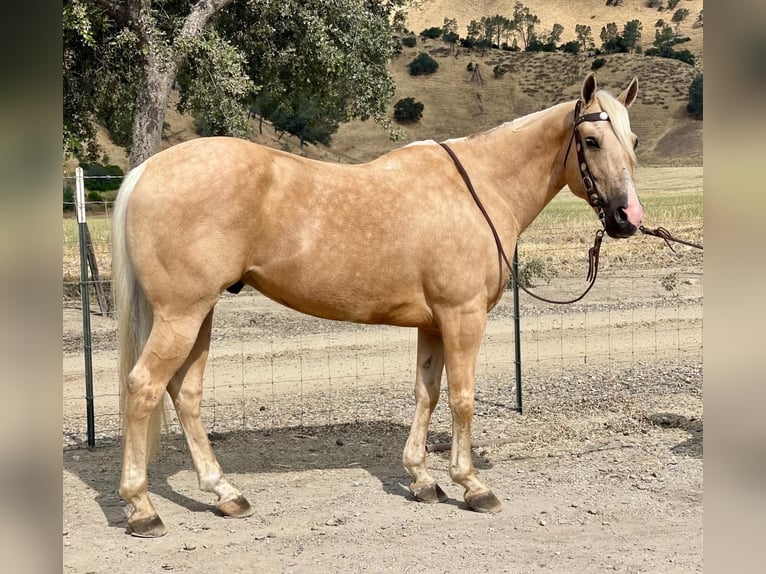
[585,136,599,149]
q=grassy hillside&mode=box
[331,0,703,166]
[407,0,703,58]
[91,0,703,170]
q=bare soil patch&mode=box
[63,265,702,572]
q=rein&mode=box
[439,141,604,305]
[639,225,703,251]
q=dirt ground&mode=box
[63,262,702,573]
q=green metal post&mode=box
[512,245,523,414]
[76,167,96,447]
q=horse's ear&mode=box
[581,73,597,105]
[617,77,639,108]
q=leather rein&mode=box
[439,99,702,306]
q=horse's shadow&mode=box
[645,412,703,458]
[64,421,493,532]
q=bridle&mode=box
[563,98,613,228]
[439,98,701,306]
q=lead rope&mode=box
[639,225,703,251]
[439,142,605,305]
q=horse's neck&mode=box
[456,101,573,236]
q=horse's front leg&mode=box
[440,307,502,513]
[403,328,447,503]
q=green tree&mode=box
[622,19,643,53]
[653,23,678,55]
[672,8,690,28]
[63,0,408,168]
[512,1,540,50]
[549,23,565,45]
[466,19,482,48]
[442,17,459,51]
[600,22,627,53]
[269,94,342,148]
[687,74,703,119]
[575,24,595,53]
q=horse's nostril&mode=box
[615,206,627,224]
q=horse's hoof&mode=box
[465,490,503,513]
[218,495,255,518]
[129,514,167,538]
[411,482,448,504]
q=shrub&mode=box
[80,162,125,192]
[63,181,74,211]
[393,97,425,123]
[442,31,459,45]
[466,62,474,71]
[506,258,559,289]
[591,57,606,70]
[402,35,417,48]
[420,27,442,40]
[493,65,507,79]
[408,52,439,76]
[561,40,581,54]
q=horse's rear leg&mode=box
[403,329,447,503]
[119,313,207,537]
[441,309,502,513]
[166,310,253,519]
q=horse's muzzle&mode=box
[602,195,644,238]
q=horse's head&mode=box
[565,73,644,238]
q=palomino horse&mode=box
[112,73,643,536]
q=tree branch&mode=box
[92,0,127,19]
[178,0,237,42]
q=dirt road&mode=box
[63,268,702,573]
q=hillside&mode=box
[331,0,703,166]
[92,0,703,170]
[407,0,703,58]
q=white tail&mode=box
[111,162,163,459]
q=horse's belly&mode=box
[243,264,433,328]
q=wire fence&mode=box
[62,171,703,448]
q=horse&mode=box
[112,73,643,537]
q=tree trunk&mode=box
[128,55,177,169]
[126,0,237,169]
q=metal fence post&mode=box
[76,167,96,447]
[512,244,523,414]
